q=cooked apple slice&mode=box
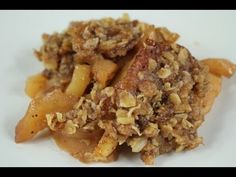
[202,58,236,78]
[52,129,118,163]
[92,58,118,88]
[25,73,48,98]
[202,73,222,114]
[65,64,91,97]
[15,89,77,143]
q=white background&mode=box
[0,10,236,167]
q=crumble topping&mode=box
[16,14,235,165]
[44,39,209,164]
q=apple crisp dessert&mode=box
[15,14,236,165]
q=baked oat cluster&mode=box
[15,14,236,165]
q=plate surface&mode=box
[0,10,236,167]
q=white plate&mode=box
[0,10,236,167]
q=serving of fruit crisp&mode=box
[15,14,236,165]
